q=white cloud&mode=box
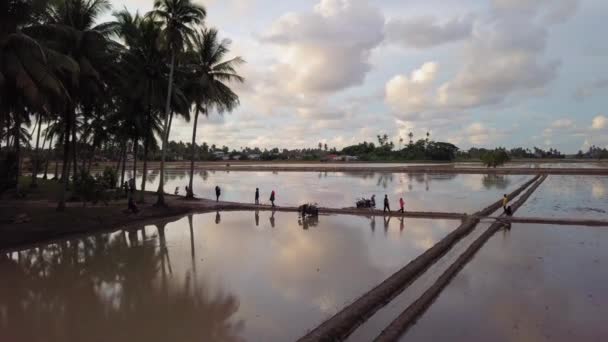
[385,15,473,49]
[385,62,440,118]
[384,0,569,121]
[261,0,384,94]
[592,115,607,130]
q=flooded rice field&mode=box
[0,212,459,341]
[130,170,530,213]
[402,223,608,341]
[518,175,608,220]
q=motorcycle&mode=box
[356,195,376,208]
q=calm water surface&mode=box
[518,175,608,220]
[402,223,608,341]
[131,170,529,213]
[0,212,459,342]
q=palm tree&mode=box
[110,11,167,202]
[148,0,206,206]
[184,28,243,199]
[1,0,71,195]
[33,0,119,210]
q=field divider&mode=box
[373,175,547,342]
[297,175,541,342]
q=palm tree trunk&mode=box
[71,112,77,179]
[115,143,123,172]
[87,145,95,174]
[30,113,43,187]
[139,134,149,203]
[187,107,200,198]
[43,134,53,180]
[14,108,22,194]
[156,51,176,206]
[57,110,72,211]
[132,137,138,191]
[120,141,127,189]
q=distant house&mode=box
[212,151,225,158]
[344,155,359,162]
[247,153,261,160]
[231,154,242,160]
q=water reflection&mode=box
[481,174,511,190]
[1,212,459,341]
[269,210,276,228]
[0,223,243,342]
[404,224,608,342]
[519,176,608,220]
[128,169,529,213]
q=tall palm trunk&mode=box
[30,113,43,187]
[57,110,72,211]
[14,108,22,194]
[156,51,176,206]
[71,112,78,179]
[115,143,123,173]
[139,134,149,203]
[187,107,201,198]
[120,141,127,189]
[43,134,53,179]
[132,137,138,191]
[87,145,95,173]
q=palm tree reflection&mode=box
[0,224,244,342]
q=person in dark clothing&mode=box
[128,196,139,214]
[383,194,390,212]
[505,205,513,216]
[215,186,221,202]
[270,190,276,207]
[255,188,260,205]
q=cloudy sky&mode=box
[105,0,608,152]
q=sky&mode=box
[104,0,608,153]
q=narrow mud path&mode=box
[297,175,541,342]
[373,175,547,342]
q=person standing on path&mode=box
[399,197,405,213]
[384,194,390,213]
[215,186,221,202]
[270,190,276,208]
[502,194,508,212]
[255,188,260,205]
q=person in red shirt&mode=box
[399,197,405,213]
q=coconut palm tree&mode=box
[34,0,120,210]
[148,0,206,206]
[183,28,243,199]
[1,0,73,195]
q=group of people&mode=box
[380,194,407,213]
[214,186,277,207]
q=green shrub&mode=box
[481,149,510,168]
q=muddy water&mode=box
[129,170,529,213]
[402,223,608,341]
[0,212,459,341]
[518,175,608,220]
